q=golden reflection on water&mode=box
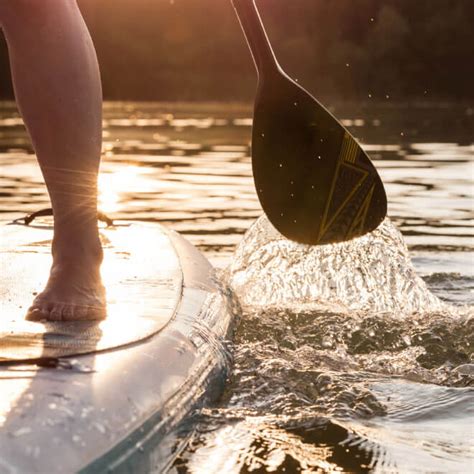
[185,420,341,473]
[98,165,152,214]
[0,102,472,472]
[1,101,471,268]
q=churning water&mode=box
[178,216,472,473]
[0,101,472,472]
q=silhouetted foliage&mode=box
[0,0,473,101]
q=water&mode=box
[0,101,473,472]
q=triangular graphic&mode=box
[347,184,375,237]
[327,164,366,219]
[318,161,368,240]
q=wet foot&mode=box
[26,260,106,322]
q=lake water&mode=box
[0,101,472,472]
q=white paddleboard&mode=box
[0,221,236,473]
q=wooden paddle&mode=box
[232,0,387,244]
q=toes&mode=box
[68,305,92,321]
[26,307,47,321]
[26,301,54,321]
[49,304,66,322]
[60,305,76,321]
[54,303,107,321]
[26,293,107,322]
[66,304,106,321]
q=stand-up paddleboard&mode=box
[0,220,237,473]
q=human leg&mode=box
[0,0,105,320]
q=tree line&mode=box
[1,0,473,101]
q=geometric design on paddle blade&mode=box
[339,132,359,164]
[318,160,368,242]
[347,183,376,238]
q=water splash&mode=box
[224,215,472,388]
[227,216,445,314]
[178,216,473,473]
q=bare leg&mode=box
[0,0,105,321]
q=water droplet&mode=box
[368,93,372,98]
[346,63,350,67]
[12,427,32,438]
[261,133,265,137]
[294,102,298,106]
[279,163,283,167]
[293,220,297,223]
[322,337,333,348]
[318,155,321,160]
[311,185,315,189]
[94,422,106,434]
[385,94,390,99]
[280,213,284,217]
[400,132,404,136]
[370,17,374,22]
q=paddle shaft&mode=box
[232,0,280,76]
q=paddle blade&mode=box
[251,73,387,245]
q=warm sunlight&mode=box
[98,165,147,213]
[1,0,471,471]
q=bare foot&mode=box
[27,257,106,322]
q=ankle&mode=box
[52,232,103,265]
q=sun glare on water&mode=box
[98,165,152,214]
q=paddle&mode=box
[231,0,387,244]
